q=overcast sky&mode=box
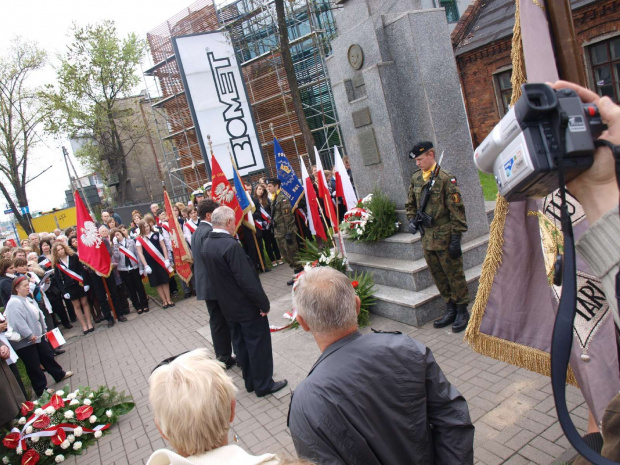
[0,0,191,223]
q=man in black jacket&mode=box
[193,199,235,369]
[203,206,287,397]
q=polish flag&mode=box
[300,158,327,241]
[75,191,111,277]
[46,328,66,349]
[314,147,339,232]
[333,146,358,211]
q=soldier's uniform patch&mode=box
[450,177,457,184]
[451,192,461,204]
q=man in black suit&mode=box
[193,199,236,369]
[203,206,288,397]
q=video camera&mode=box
[473,83,605,201]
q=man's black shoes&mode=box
[287,279,295,286]
[452,304,470,333]
[118,316,127,322]
[256,379,288,397]
[433,301,457,328]
[224,356,237,370]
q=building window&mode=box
[440,0,460,23]
[493,69,513,116]
[589,37,620,102]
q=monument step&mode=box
[345,232,423,261]
[348,234,488,290]
[370,264,483,327]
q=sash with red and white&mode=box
[160,222,171,234]
[136,236,173,272]
[39,257,52,269]
[255,206,272,231]
[184,220,198,235]
[118,243,139,267]
[57,262,84,286]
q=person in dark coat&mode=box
[193,199,235,369]
[0,258,16,308]
[135,220,174,308]
[288,267,475,465]
[202,206,287,397]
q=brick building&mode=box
[452,0,620,148]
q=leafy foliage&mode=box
[340,189,398,242]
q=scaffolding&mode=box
[144,0,344,192]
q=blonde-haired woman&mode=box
[52,242,94,334]
[147,349,280,465]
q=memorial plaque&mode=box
[358,127,381,165]
[348,44,364,70]
[352,107,372,128]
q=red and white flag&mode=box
[333,146,358,211]
[164,190,193,285]
[300,158,327,241]
[210,153,244,233]
[46,328,66,349]
[75,191,111,277]
[314,147,339,232]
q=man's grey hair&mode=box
[294,267,357,334]
[211,206,235,228]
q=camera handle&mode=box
[550,115,619,465]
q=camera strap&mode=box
[550,130,620,464]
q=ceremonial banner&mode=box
[172,32,265,179]
[163,191,193,285]
[300,158,327,241]
[75,191,111,277]
[314,147,339,233]
[333,146,358,211]
[465,0,620,424]
[210,153,244,233]
[231,157,256,232]
[274,138,304,210]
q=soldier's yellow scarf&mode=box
[269,188,281,202]
[422,163,437,183]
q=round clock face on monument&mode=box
[347,44,364,70]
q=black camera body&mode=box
[474,83,605,201]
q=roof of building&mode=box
[452,0,599,56]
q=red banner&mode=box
[75,191,111,277]
[163,191,193,285]
[210,154,243,233]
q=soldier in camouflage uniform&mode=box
[405,141,470,333]
[266,178,301,285]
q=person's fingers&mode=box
[597,96,620,135]
[548,80,599,103]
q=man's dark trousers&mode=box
[230,314,273,394]
[206,299,233,363]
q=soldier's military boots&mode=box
[452,304,470,333]
[433,301,457,328]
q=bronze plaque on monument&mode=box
[357,127,381,165]
[347,44,364,70]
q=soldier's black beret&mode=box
[266,178,281,186]
[409,141,434,159]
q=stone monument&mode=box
[325,0,490,325]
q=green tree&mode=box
[46,20,146,205]
[0,38,50,235]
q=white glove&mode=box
[164,259,170,269]
[145,266,153,275]
[63,293,71,300]
[84,285,90,292]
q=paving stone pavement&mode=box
[45,264,587,465]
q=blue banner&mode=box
[274,138,304,210]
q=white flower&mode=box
[16,446,22,455]
[18,417,26,425]
[67,434,75,444]
[32,400,38,405]
[70,399,79,406]
[32,436,39,443]
[60,439,70,449]
[106,410,112,418]
[73,441,82,450]
[26,426,33,434]
[45,449,54,456]
[56,390,65,397]
[66,393,76,400]
[55,455,65,463]
[64,410,74,419]
[34,408,43,415]
[45,406,56,415]
[88,393,94,399]
[89,415,97,424]
[74,426,83,437]
[94,431,102,439]
[2,456,9,464]
[83,399,91,406]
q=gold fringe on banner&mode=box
[464,0,577,387]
